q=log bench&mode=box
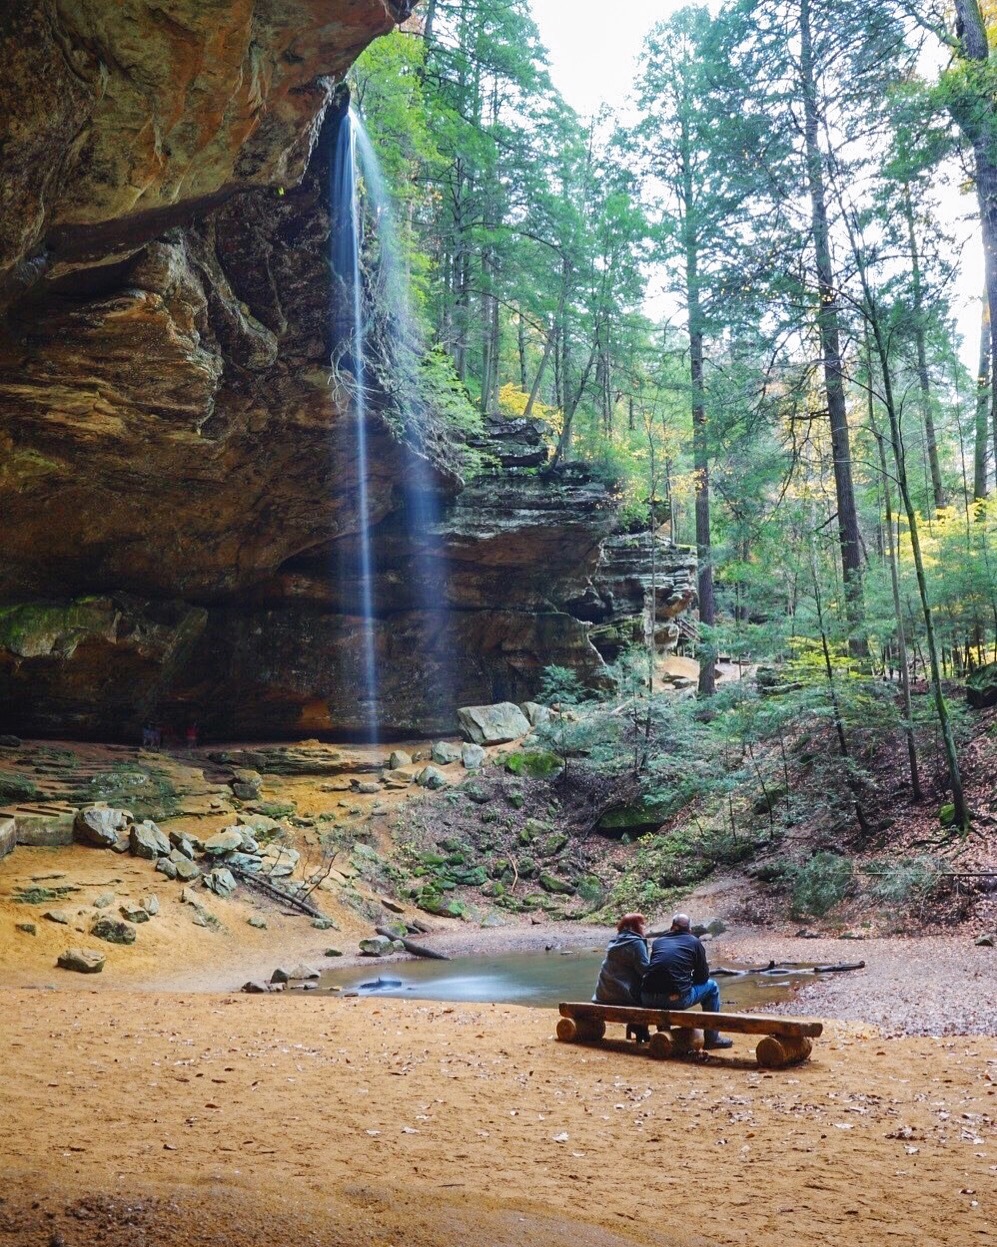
[556,1002,823,1068]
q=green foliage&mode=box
[788,853,854,918]
[503,750,563,779]
[0,773,39,804]
[864,856,942,906]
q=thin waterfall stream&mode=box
[332,104,454,740]
[331,109,379,740]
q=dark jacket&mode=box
[641,930,709,999]
[593,930,650,1005]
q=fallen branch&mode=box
[228,865,326,919]
[375,925,450,960]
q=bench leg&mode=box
[648,1027,705,1059]
[556,1017,606,1043]
[756,1034,813,1068]
[648,1030,674,1060]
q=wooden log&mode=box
[559,1002,822,1039]
[671,1028,704,1054]
[756,1034,813,1068]
[229,866,326,919]
[556,1017,579,1043]
[648,1031,674,1060]
[375,926,449,960]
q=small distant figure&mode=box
[185,722,199,751]
[141,725,155,748]
[640,913,732,1050]
[151,725,162,748]
[593,912,651,1043]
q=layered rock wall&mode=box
[0,1,696,741]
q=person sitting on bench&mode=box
[641,913,733,1050]
[593,913,651,1042]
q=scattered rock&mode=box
[359,935,393,957]
[457,702,531,745]
[57,948,105,974]
[288,963,320,980]
[324,947,343,957]
[353,780,382,795]
[155,857,179,880]
[141,894,160,916]
[74,806,129,849]
[461,781,492,804]
[242,980,269,993]
[93,892,115,909]
[312,917,335,930]
[388,750,412,770]
[43,909,70,925]
[204,828,243,855]
[838,931,866,941]
[174,858,202,882]
[237,829,260,852]
[270,968,290,983]
[247,916,267,929]
[169,839,196,862]
[480,912,506,927]
[796,928,822,939]
[91,916,136,945]
[975,933,995,947]
[431,741,462,765]
[119,903,150,923]
[16,921,37,935]
[460,743,486,769]
[539,872,575,895]
[231,769,263,801]
[380,895,405,913]
[203,867,237,898]
[111,834,131,854]
[130,820,171,858]
[416,765,449,790]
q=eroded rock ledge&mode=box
[0,1,695,741]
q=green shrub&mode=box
[864,856,943,905]
[789,852,853,918]
[0,773,39,804]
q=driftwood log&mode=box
[711,960,865,977]
[229,865,327,920]
[375,925,450,961]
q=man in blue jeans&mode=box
[640,913,733,1050]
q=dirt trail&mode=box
[0,989,993,1247]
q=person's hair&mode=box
[671,912,691,931]
[617,912,646,934]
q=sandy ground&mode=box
[0,987,993,1247]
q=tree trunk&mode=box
[977,293,992,500]
[799,0,865,645]
[904,185,946,509]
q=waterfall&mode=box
[355,109,455,733]
[331,109,379,741]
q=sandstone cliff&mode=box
[0,1,696,740]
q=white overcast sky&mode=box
[528,0,983,372]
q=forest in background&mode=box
[347,0,997,881]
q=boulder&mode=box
[975,933,995,947]
[57,948,105,974]
[231,769,263,800]
[204,829,243,855]
[203,868,237,898]
[0,816,14,861]
[431,741,462,765]
[93,892,115,909]
[242,980,270,993]
[155,856,179,880]
[416,766,449,790]
[539,872,575,895]
[380,895,405,914]
[388,750,412,770]
[141,894,160,916]
[967,662,997,709]
[237,829,260,852]
[359,935,393,957]
[130,820,170,858]
[461,743,486,769]
[519,702,551,727]
[43,909,70,925]
[457,702,531,745]
[288,963,320,980]
[91,916,137,945]
[74,806,129,849]
[247,916,267,929]
[353,780,382,795]
[16,922,37,935]
[170,837,196,861]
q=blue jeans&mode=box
[643,979,722,1039]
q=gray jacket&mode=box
[593,930,649,1005]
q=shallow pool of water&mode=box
[319,950,811,1011]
